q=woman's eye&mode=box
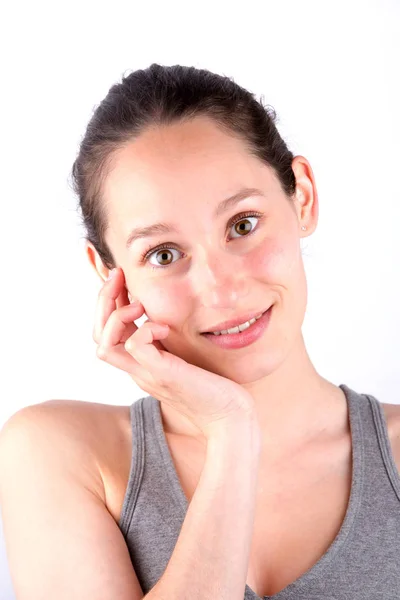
[148,247,180,267]
[229,215,259,238]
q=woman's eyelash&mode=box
[228,210,264,231]
[139,242,180,268]
[139,211,264,268]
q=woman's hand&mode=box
[92,267,257,439]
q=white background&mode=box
[0,0,399,597]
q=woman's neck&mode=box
[159,335,346,461]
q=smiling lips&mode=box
[201,305,273,350]
[201,306,271,334]
[207,312,265,335]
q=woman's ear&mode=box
[85,241,109,283]
[291,155,319,234]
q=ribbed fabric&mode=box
[118,385,400,599]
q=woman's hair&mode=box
[70,63,297,269]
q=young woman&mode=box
[1,63,400,600]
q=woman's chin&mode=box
[198,355,282,385]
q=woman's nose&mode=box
[190,249,250,308]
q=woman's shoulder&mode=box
[0,398,132,455]
[0,399,133,521]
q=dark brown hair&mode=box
[70,63,297,269]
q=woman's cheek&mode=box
[253,237,300,282]
[251,240,286,280]
[136,277,189,323]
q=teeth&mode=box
[212,312,264,336]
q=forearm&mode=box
[145,416,262,600]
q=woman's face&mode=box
[101,115,318,384]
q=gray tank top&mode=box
[118,384,400,599]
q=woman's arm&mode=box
[146,415,262,600]
[0,403,261,600]
[0,403,145,600]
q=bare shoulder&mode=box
[0,399,132,512]
[0,401,143,599]
[380,402,400,474]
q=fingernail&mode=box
[107,268,117,280]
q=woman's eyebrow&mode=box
[125,186,264,249]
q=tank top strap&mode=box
[364,391,400,502]
[119,395,188,539]
[118,396,147,537]
[340,384,400,506]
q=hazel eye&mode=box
[229,215,259,238]
[148,247,180,267]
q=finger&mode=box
[99,302,146,348]
[125,322,170,371]
[96,339,147,382]
[115,270,131,310]
[93,268,122,341]
[97,322,169,383]
[93,268,137,343]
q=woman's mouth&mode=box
[200,305,273,350]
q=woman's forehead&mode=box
[104,134,275,211]
[107,117,256,181]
